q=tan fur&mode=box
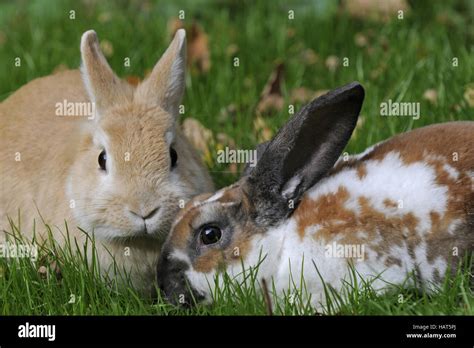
[0,30,213,293]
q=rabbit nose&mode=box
[129,206,160,220]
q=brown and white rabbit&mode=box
[0,29,213,293]
[157,82,474,307]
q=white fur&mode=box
[182,150,460,308]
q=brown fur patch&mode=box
[191,185,259,273]
[323,122,474,265]
[170,208,200,249]
[383,198,398,209]
[294,186,420,261]
[356,164,367,179]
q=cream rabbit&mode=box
[157,82,474,307]
[0,29,213,293]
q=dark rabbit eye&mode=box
[170,147,178,168]
[200,225,222,245]
[98,150,107,171]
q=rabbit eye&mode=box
[98,150,107,171]
[170,147,178,168]
[200,225,222,245]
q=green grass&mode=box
[0,0,473,315]
[1,222,473,315]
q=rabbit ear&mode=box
[80,30,126,114]
[136,29,186,117]
[246,82,365,226]
[241,141,270,177]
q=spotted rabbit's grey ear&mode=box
[241,141,270,177]
[245,82,365,226]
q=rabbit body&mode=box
[157,83,473,308]
[0,30,213,292]
[228,122,473,306]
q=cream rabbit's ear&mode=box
[136,29,186,118]
[80,30,129,115]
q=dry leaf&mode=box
[290,88,329,104]
[98,12,112,23]
[167,19,210,74]
[188,23,211,74]
[423,89,438,105]
[182,118,213,165]
[287,27,296,38]
[218,103,238,126]
[351,115,365,139]
[343,0,409,22]
[167,18,184,38]
[52,64,68,74]
[290,87,316,104]
[370,62,387,80]
[0,31,7,46]
[354,32,368,47]
[126,75,141,86]
[216,132,236,149]
[254,116,273,142]
[300,48,319,65]
[464,85,474,108]
[38,265,48,278]
[243,77,253,88]
[256,63,285,115]
[100,39,114,57]
[226,44,239,57]
[325,55,340,72]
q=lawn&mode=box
[0,0,473,315]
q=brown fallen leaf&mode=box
[423,89,438,105]
[167,19,210,74]
[126,75,141,86]
[290,87,329,104]
[354,32,368,47]
[38,265,48,278]
[100,39,114,57]
[464,85,474,108]
[188,22,211,74]
[218,103,239,126]
[226,43,239,57]
[369,61,388,80]
[351,115,366,139]
[0,31,6,46]
[325,55,340,72]
[343,0,409,22]
[254,116,274,142]
[216,132,236,150]
[167,18,184,38]
[287,27,296,38]
[215,133,239,175]
[98,12,112,23]
[182,117,214,166]
[52,64,68,74]
[300,48,319,65]
[256,63,285,115]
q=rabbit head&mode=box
[67,30,212,242]
[157,83,365,305]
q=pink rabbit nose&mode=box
[129,206,160,220]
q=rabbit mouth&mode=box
[156,255,205,307]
